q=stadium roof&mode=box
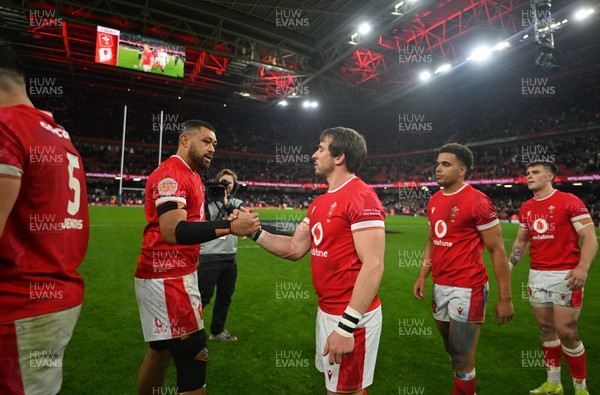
[1,0,600,114]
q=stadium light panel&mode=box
[358,22,371,35]
[278,100,288,107]
[419,71,431,81]
[492,41,510,51]
[302,100,311,108]
[574,8,594,21]
[434,64,451,74]
[310,101,319,108]
[572,182,583,186]
[467,46,492,61]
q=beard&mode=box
[188,143,210,170]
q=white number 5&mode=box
[66,152,81,215]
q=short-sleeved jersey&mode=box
[0,105,89,323]
[304,176,385,315]
[142,50,153,65]
[136,155,205,279]
[427,183,499,288]
[519,189,592,270]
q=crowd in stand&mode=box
[32,76,600,226]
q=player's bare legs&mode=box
[553,305,581,348]
[434,320,451,356]
[531,305,586,393]
[448,320,481,373]
[441,319,481,394]
[136,348,171,395]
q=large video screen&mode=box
[95,26,185,78]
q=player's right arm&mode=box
[0,177,20,238]
[508,226,529,271]
[253,220,311,261]
[158,203,259,245]
[413,230,433,300]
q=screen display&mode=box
[95,25,185,78]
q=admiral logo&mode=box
[327,370,333,381]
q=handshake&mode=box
[227,208,261,236]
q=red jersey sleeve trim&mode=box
[476,218,500,231]
[351,220,385,232]
[0,164,23,178]
[303,217,310,225]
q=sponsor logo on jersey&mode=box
[40,121,70,140]
[158,178,178,196]
[533,218,549,234]
[311,222,323,245]
[434,220,447,238]
[327,202,337,218]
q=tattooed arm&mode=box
[508,226,529,270]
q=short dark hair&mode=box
[439,143,474,173]
[0,43,26,88]
[527,161,558,177]
[182,120,216,134]
[178,120,216,145]
[319,127,367,173]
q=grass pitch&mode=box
[60,206,599,394]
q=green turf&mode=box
[117,47,184,78]
[60,207,599,394]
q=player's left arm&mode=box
[565,218,598,290]
[0,177,21,238]
[323,227,385,365]
[480,224,514,325]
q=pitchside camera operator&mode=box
[197,169,245,341]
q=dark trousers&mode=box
[197,256,237,336]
